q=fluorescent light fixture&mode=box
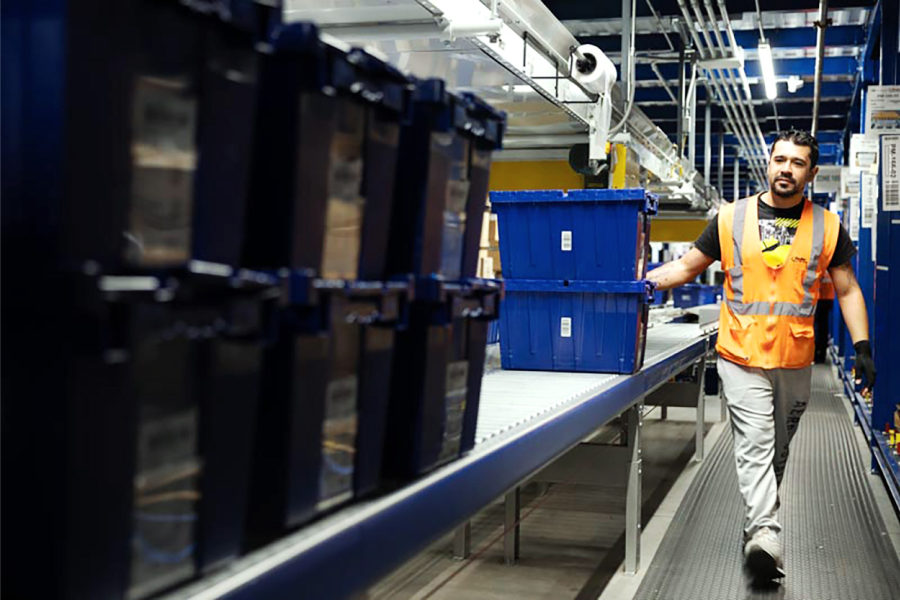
[757,42,778,100]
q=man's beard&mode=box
[771,177,799,197]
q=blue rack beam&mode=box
[164,324,715,600]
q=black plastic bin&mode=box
[242,23,412,280]
[245,275,410,547]
[4,269,275,600]
[386,80,506,280]
[54,0,263,273]
[382,279,501,480]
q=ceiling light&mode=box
[757,42,778,100]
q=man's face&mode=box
[767,140,818,198]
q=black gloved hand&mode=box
[854,340,876,395]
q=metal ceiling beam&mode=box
[602,44,862,62]
[561,8,869,36]
[633,58,859,79]
[632,74,855,88]
[636,94,853,107]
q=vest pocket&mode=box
[788,322,814,338]
[723,311,754,362]
[788,321,816,367]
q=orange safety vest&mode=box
[716,196,840,369]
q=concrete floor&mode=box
[368,397,724,600]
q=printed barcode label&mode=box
[863,207,875,227]
[561,230,573,251]
[883,136,900,211]
[560,317,572,338]
[886,180,900,210]
[861,172,878,228]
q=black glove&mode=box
[854,340,876,394]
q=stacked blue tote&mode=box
[491,189,658,374]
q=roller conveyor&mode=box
[163,322,715,600]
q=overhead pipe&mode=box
[677,46,686,158]
[688,63,698,167]
[681,0,767,185]
[710,0,770,158]
[676,0,763,184]
[692,0,767,178]
[702,0,770,156]
[704,0,770,181]
[718,120,725,194]
[689,0,768,184]
[811,0,829,136]
[705,95,712,185]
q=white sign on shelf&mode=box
[861,172,878,229]
[883,135,900,212]
[560,317,572,338]
[849,133,880,172]
[840,167,860,200]
[814,165,842,193]
[865,86,900,137]
[849,191,860,242]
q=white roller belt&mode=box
[476,323,715,447]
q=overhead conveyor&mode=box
[162,322,716,600]
[633,364,900,600]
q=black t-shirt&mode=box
[694,196,856,269]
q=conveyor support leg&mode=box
[453,521,471,560]
[625,400,643,575]
[504,487,521,565]
[694,356,707,462]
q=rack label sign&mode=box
[883,136,900,212]
[561,231,573,251]
[560,317,572,338]
[865,86,900,137]
[861,172,878,229]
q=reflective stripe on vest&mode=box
[727,198,825,318]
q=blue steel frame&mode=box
[858,0,900,512]
[164,331,713,600]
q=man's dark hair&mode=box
[770,129,819,168]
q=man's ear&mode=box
[810,165,819,181]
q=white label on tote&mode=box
[561,230,573,251]
[560,317,572,338]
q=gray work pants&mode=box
[718,357,812,539]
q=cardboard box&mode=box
[477,254,495,279]
[479,211,491,249]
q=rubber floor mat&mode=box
[633,365,900,600]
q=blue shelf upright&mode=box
[871,0,900,508]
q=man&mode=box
[648,129,876,580]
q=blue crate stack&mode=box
[492,189,658,374]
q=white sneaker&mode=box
[744,527,785,579]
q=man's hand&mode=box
[647,248,715,291]
[853,340,876,395]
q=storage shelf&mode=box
[838,362,873,443]
[872,431,900,515]
[163,323,716,600]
